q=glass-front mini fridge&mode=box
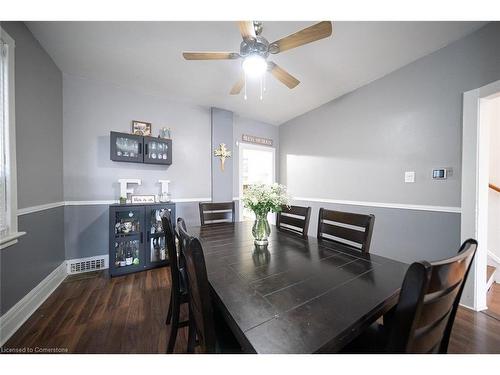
[109,203,175,277]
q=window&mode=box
[238,143,276,221]
[0,27,24,249]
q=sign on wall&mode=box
[242,134,273,146]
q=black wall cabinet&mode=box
[109,203,176,277]
[110,131,172,165]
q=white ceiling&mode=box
[27,21,486,125]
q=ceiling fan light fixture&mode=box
[242,54,267,78]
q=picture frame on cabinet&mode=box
[132,120,152,136]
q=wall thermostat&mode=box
[432,169,447,180]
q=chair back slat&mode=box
[416,283,460,329]
[320,208,373,227]
[426,254,470,293]
[284,205,310,217]
[411,312,451,353]
[161,212,180,294]
[199,201,235,225]
[280,214,307,230]
[387,239,477,353]
[203,211,233,222]
[319,222,367,244]
[177,222,216,353]
[277,205,311,238]
[317,208,375,253]
[176,218,187,268]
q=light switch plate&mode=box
[405,171,415,183]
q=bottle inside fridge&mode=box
[150,236,166,263]
[115,240,140,268]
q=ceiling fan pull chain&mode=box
[244,72,247,100]
[260,76,263,101]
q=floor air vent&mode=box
[67,256,108,274]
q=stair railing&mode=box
[489,183,500,194]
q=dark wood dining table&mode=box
[189,221,409,353]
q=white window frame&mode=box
[0,27,24,249]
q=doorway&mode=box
[461,79,500,311]
[483,95,500,319]
[238,143,276,221]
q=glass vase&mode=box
[252,212,271,246]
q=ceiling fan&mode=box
[182,21,333,97]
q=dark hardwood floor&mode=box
[2,268,500,354]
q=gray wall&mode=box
[63,78,279,260]
[62,74,213,259]
[63,74,211,201]
[279,22,500,264]
[2,22,64,209]
[64,202,201,259]
[233,115,280,197]
[295,200,461,264]
[0,22,64,314]
[280,22,500,208]
[211,108,234,202]
[1,208,65,314]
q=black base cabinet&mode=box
[109,203,176,277]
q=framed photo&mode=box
[132,120,152,136]
[131,195,156,204]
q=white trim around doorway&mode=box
[461,79,500,311]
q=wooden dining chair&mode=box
[276,205,311,238]
[162,212,189,353]
[177,217,187,235]
[199,201,235,225]
[317,208,375,253]
[177,223,242,354]
[343,239,478,354]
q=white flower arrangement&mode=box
[242,183,290,217]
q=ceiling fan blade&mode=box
[268,62,300,89]
[182,52,240,60]
[269,21,332,54]
[238,21,256,40]
[230,74,245,95]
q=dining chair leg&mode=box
[187,309,196,353]
[167,299,180,353]
[165,292,173,325]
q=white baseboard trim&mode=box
[65,200,117,206]
[172,197,211,203]
[65,198,211,205]
[459,302,487,312]
[292,197,461,214]
[17,198,212,216]
[17,201,65,216]
[232,196,460,214]
[0,261,67,346]
[17,197,461,216]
